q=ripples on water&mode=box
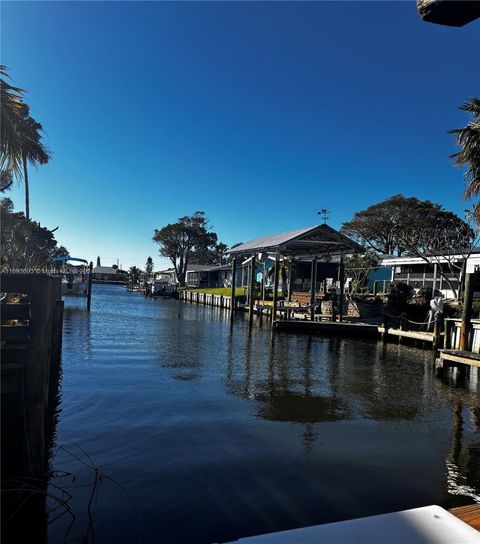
[49,285,480,543]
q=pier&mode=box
[1,274,64,542]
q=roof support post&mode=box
[338,253,345,322]
[272,253,280,323]
[230,257,237,319]
[249,254,256,325]
[287,260,293,302]
[310,257,317,321]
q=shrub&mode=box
[415,286,433,305]
[388,282,413,310]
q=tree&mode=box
[0,66,51,219]
[341,194,457,255]
[1,198,68,269]
[1,65,25,181]
[345,253,379,293]
[19,105,50,220]
[395,207,478,300]
[129,266,142,284]
[213,243,228,265]
[153,211,218,285]
[145,256,154,278]
[450,97,480,222]
[342,195,477,299]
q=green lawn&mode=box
[187,287,247,296]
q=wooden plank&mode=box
[1,325,29,342]
[377,327,434,342]
[1,303,30,320]
[449,504,480,532]
[440,351,480,368]
[1,343,28,365]
[441,349,480,361]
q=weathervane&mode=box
[317,208,330,224]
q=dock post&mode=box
[433,314,441,351]
[87,261,93,311]
[272,253,280,323]
[382,314,389,342]
[287,259,293,302]
[398,312,407,344]
[444,319,452,350]
[310,257,317,321]
[230,257,237,319]
[338,253,345,322]
[249,254,256,325]
[460,272,474,350]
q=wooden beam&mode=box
[417,0,480,27]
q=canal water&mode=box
[49,284,480,543]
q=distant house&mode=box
[381,249,480,300]
[185,265,220,288]
[92,265,128,283]
[154,268,177,284]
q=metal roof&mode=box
[228,224,364,257]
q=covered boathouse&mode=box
[227,223,364,322]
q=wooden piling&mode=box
[272,253,280,322]
[338,253,345,322]
[310,257,317,321]
[287,260,293,302]
[87,261,93,311]
[230,257,237,318]
[249,254,256,325]
[433,314,441,351]
[460,272,474,350]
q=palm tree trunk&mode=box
[23,155,30,221]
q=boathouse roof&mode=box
[228,224,364,257]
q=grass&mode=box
[187,287,247,296]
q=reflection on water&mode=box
[45,285,480,544]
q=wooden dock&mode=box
[273,320,379,337]
[449,504,480,532]
[378,326,435,343]
[438,349,480,369]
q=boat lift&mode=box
[52,257,93,311]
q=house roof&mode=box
[381,248,480,267]
[228,224,364,257]
[93,266,118,274]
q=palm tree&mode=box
[0,65,25,181]
[129,266,142,285]
[451,97,480,220]
[0,66,51,219]
[18,106,50,220]
[0,169,13,192]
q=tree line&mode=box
[152,98,479,294]
[1,66,67,270]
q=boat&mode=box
[151,279,176,297]
[52,257,92,301]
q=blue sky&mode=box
[2,1,479,270]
